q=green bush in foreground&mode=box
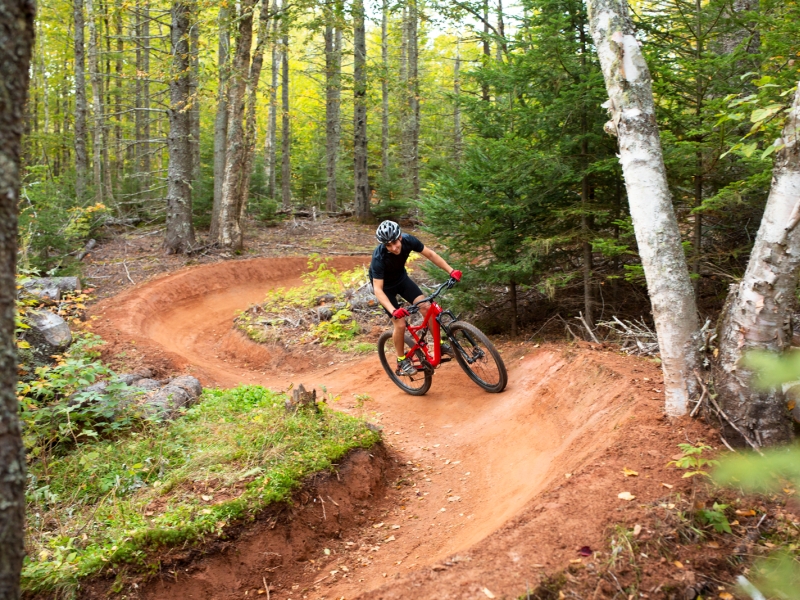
[23,385,380,596]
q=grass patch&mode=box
[24,385,381,596]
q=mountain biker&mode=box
[370,220,462,376]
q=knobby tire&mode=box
[448,321,508,393]
[377,330,433,396]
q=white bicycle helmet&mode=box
[376,220,402,244]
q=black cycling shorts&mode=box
[380,275,424,317]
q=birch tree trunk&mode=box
[73,0,88,200]
[381,0,389,183]
[353,0,370,220]
[211,5,230,239]
[0,2,35,597]
[715,82,800,447]
[281,28,291,210]
[265,9,280,201]
[324,9,341,213]
[214,0,255,247]
[164,0,196,254]
[587,0,700,416]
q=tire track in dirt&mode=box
[90,256,666,600]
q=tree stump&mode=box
[285,384,318,413]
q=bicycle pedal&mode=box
[440,355,452,363]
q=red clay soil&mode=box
[88,256,720,600]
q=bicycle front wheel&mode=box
[377,331,433,396]
[448,322,508,393]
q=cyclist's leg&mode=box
[380,287,406,358]
[389,276,425,357]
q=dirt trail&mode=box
[90,256,678,600]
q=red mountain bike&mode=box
[377,278,508,395]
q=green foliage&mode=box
[668,443,719,479]
[696,502,732,534]
[311,308,360,346]
[23,384,381,595]
[17,333,138,456]
[712,351,800,599]
[19,176,109,274]
[743,350,800,389]
[236,256,374,349]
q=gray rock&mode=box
[144,384,193,418]
[315,293,336,305]
[22,277,81,302]
[131,378,161,391]
[117,369,155,385]
[168,375,203,399]
[26,309,72,349]
[315,306,333,321]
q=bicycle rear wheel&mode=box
[448,321,508,393]
[377,331,433,396]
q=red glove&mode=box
[450,269,462,282]
[392,307,409,319]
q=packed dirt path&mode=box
[90,256,701,600]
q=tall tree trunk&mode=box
[453,42,462,164]
[353,0,370,220]
[0,2,35,597]
[281,28,291,210]
[716,81,800,447]
[134,0,143,183]
[141,0,151,199]
[86,0,104,203]
[190,12,200,184]
[481,0,490,101]
[407,0,419,201]
[579,11,594,329]
[692,0,704,297]
[587,0,700,416]
[324,7,341,213]
[215,0,255,247]
[101,0,113,197]
[496,0,504,61]
[114,0,123,188]
[380,0,389,183]
[165,0,196,253]
[73,0,88,200]
[234,0,273,245]
[399,2,409,181]
[211,5,230,239]
[264,8,280,201]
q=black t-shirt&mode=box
[369,233,425,288]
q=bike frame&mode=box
[403,300,459,370]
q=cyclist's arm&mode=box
[372,278,398,316]
[420,247,455,276]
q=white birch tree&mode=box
[716,82,800,447]
[587,0,701,416]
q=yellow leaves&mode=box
[673,560,684,569]
[735,509,756,517]
[622,467,638,477]
[618,491,636,501]
[719,593,733,600]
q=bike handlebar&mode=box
[405,278,457,314]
